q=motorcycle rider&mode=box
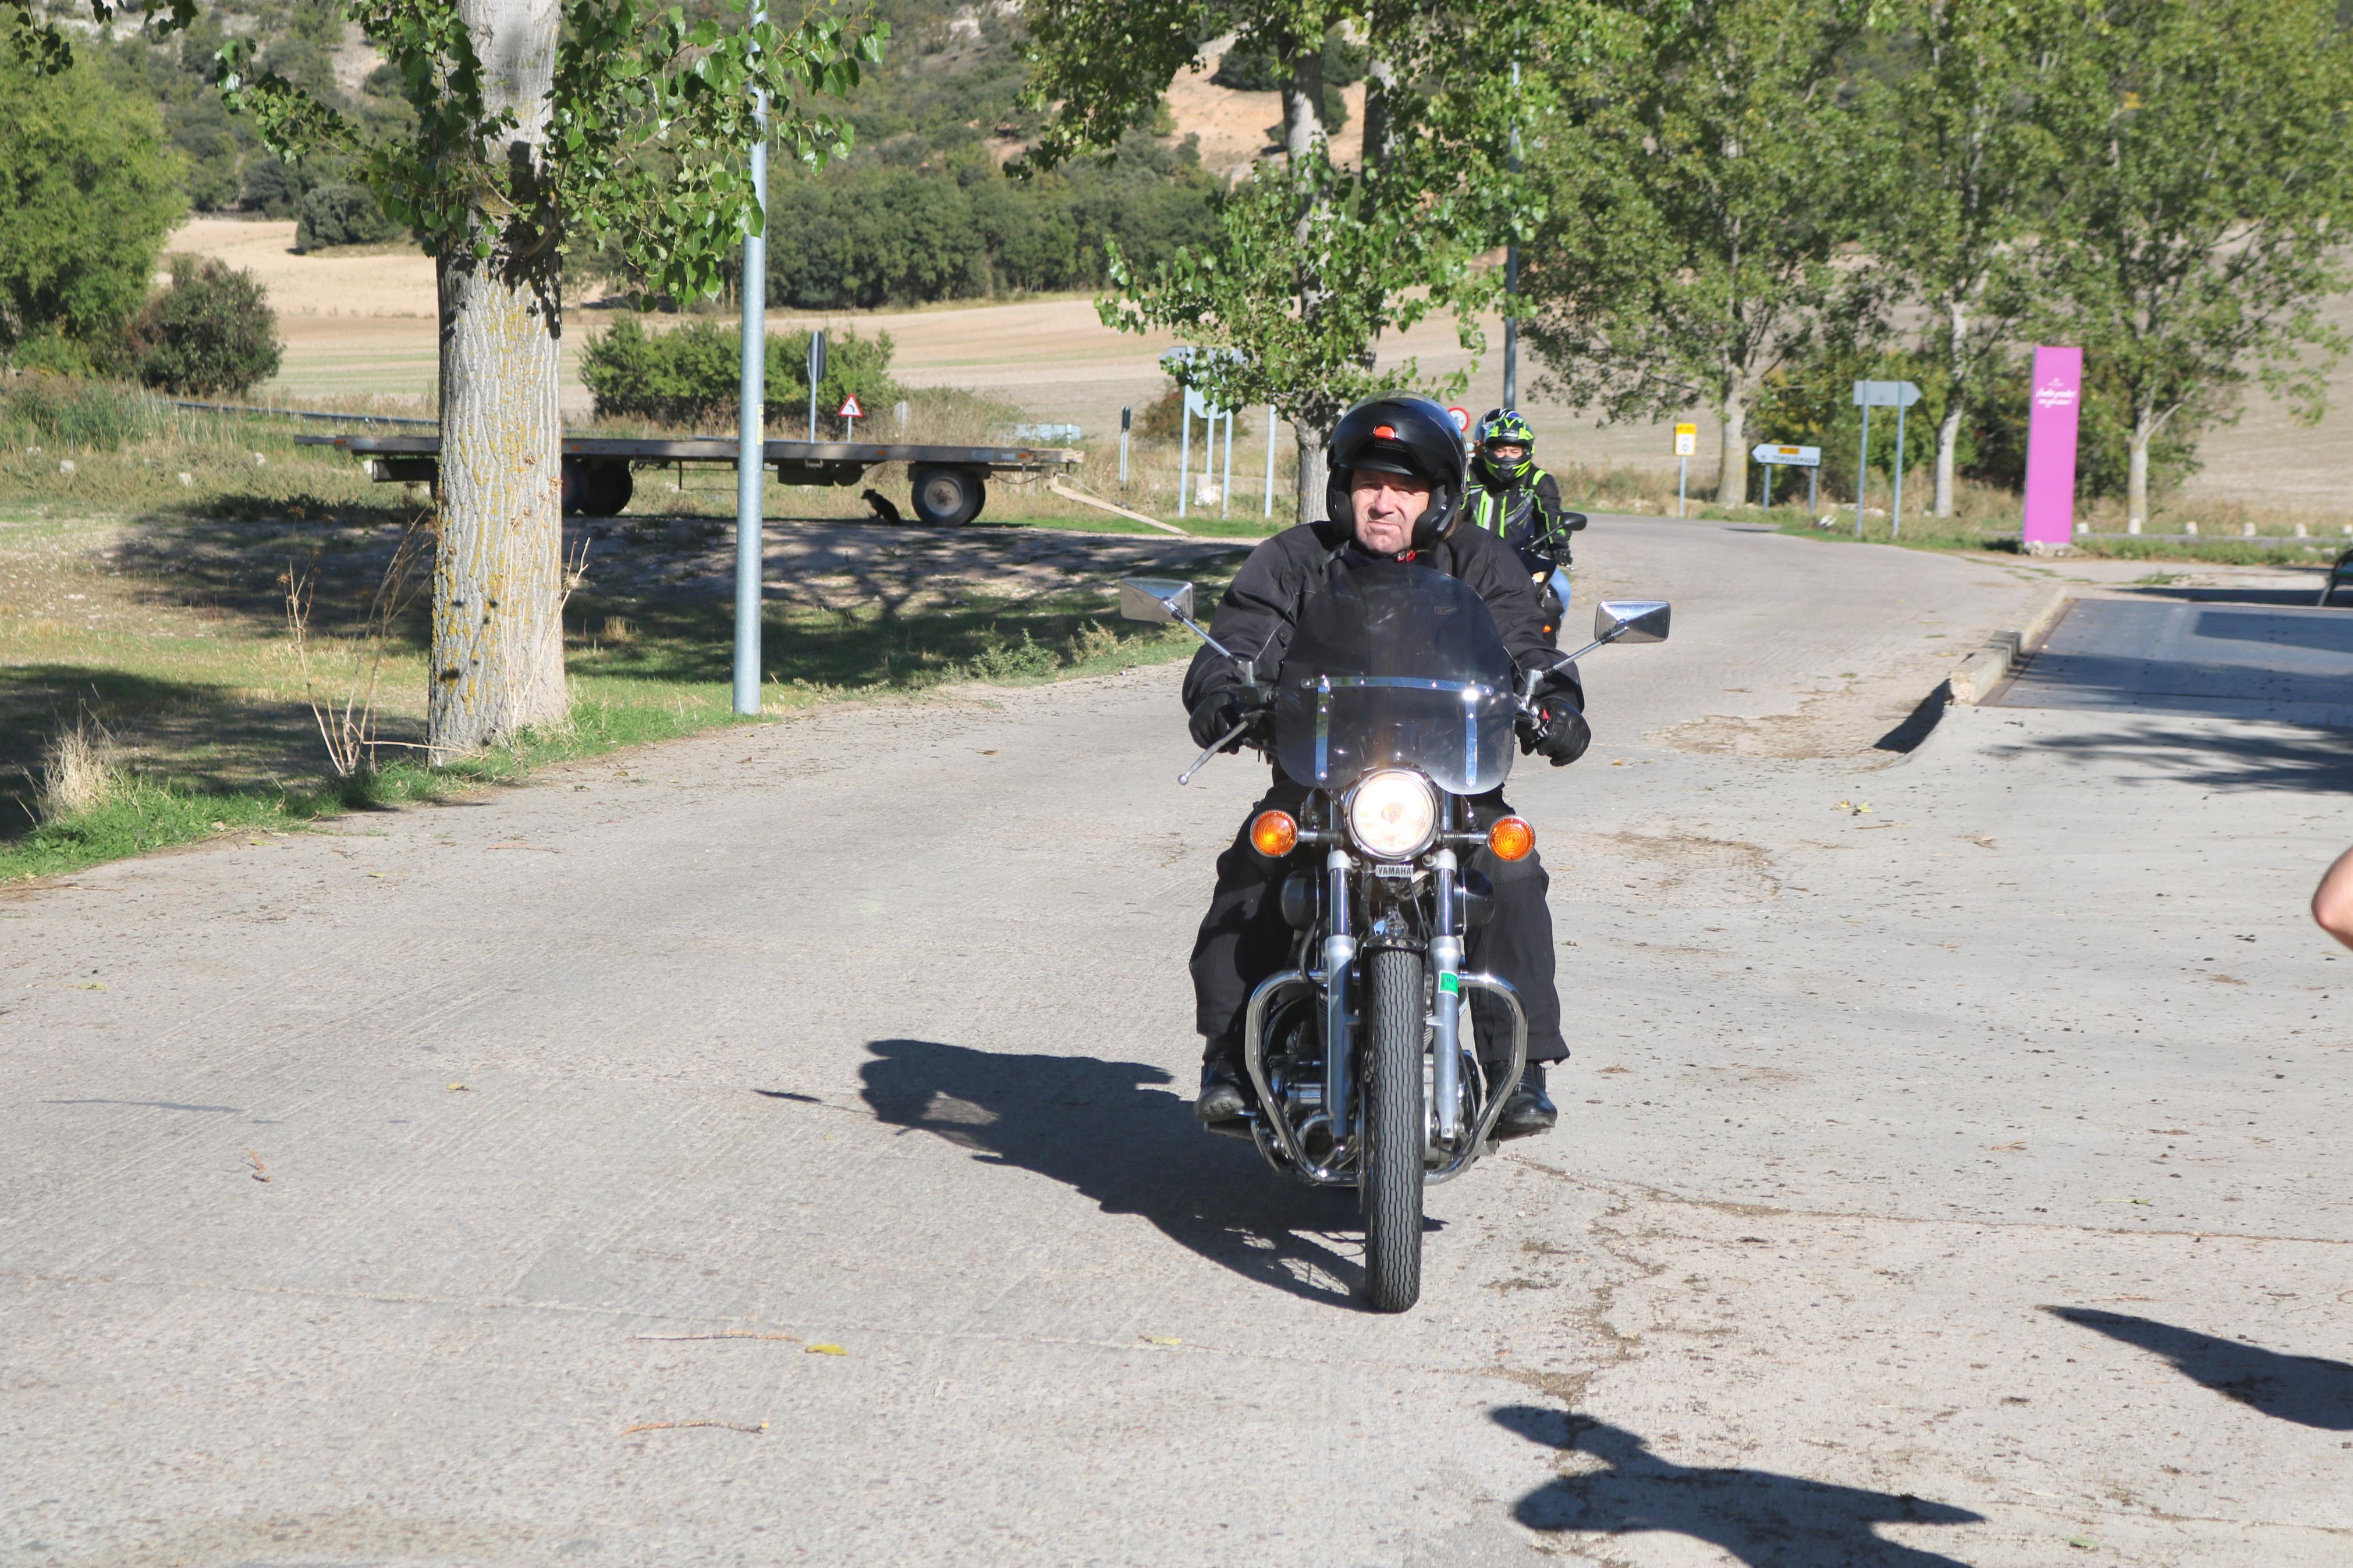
[1183,395,1589,1142]
[1465,408,1585,563]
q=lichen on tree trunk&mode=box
[428,0,568,755]
[432,251,566,752]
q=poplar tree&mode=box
[6,0,881,753]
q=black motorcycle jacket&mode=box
[1180,519,1583,720]
[1465,465,1582,560]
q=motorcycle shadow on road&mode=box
[857,1037,1382,1308]
[2046,1307,2353,1431]
[1490,1405,1985,1567]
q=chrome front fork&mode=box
[1429,846,1466,1144]
[1322,847,1355,1143]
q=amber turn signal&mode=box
[1487,816,1535,862]
[1249,810,1299,858]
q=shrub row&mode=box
[580,317,904,431]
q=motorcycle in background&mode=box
[1120,567,1669,1312]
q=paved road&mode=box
[1997,597,2353,728]
[6,522,2351,1567]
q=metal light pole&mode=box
[1500,59,1521,409]
[1262,403,1276,518]
[731,0,768,719]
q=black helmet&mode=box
[1325,395,1468,552]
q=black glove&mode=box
[1519,701,1591,767]
[1188,683,1272,751]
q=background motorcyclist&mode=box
[1183,394,1588,1142]
[1465,407,1587,565]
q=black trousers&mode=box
[1189,780,1568,1067]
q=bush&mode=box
[1135,386,1252,443]
[581,315,904,431]
[0,53,187,364]
[296,182,403,250]
[119,255,283,397]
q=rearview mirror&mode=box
[1595,599,1671,644]
[1119,578,1196,625]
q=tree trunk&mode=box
[1284,31,1336,528]
[430,0,567,755]
[1713,387,1747,505]
[1294,422,1330,525]
[2126,404,2152,533]
[1933,401,1962,520]
[1935,298,1965,518]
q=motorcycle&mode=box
[1513,509,1586,649]
[1119,567,1669,1312]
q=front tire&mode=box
[1361,946,1426,1313]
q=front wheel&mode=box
[1361,946,1426,1313]
[908,463,985,527]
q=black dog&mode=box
[861,488,904,525]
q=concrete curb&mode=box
[1949,588,2073,705]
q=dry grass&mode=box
[33,710,125,824]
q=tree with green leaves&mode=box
[2028,0,2352,530]
[6,0,882,755]
[1880,0,2064,518]
[1521,0,1880,506]
[0,51,187,371]
[1022,0,1543,521]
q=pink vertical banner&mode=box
[2021,346,2082,547]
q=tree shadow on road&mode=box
[1994,720,2353,794]
[856,1037,1368,1308]
[2045,1307,2353,1431]
[1491,1406,1985,1566]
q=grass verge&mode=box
[2,502,1226,883]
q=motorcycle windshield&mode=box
[1274,563,1518,795]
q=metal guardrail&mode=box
[167,399,438,429]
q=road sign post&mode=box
[838,392,863,440]
[1850,381,1921,538]
[1673,424,1697,517]
[1119,406,1131,487]
[1751,444,1821,515]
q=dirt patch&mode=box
[1558,827,1781,906]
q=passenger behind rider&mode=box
[1464,407,1587,565]
[1183,396,1589,1142]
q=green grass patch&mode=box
[3,501,1223,881]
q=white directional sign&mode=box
[1752,443,1822,467]
[1673,423,1698,457]
[1852,379,1922,408]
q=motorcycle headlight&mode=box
[1347,770,1438,861]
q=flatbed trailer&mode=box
[294,432,1083,527]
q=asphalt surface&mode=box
[5,520,2351,1567]
[1996,598,2353,728]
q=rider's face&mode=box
[1350,470,1430,554]
[1486,442,1527,466]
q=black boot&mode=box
[1195,1051,1250,1129]
[1492,1062,1557,1141]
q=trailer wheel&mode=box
[561,459,634,517]
[909,464,985,527]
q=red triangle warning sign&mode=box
[837,393,865,419]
